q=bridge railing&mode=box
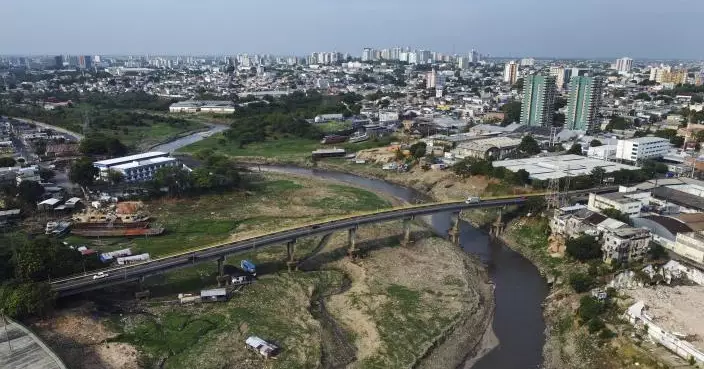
[51,194,540,284]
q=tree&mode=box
[69,157,98,187]
[569,272,596,293]
[590,167,607,186]
[578,296,605,322]
[107,169,123,184]
[515,169,531,185]
[605,116,629,131]
[79,135,128,156]
[566,235,602,261]
[517,135,541,156]
[567,144,583,155]
[39,167,55,181]
[554,97,568,110]
[17,180,44,206]
[0,282,55,318]
[500,101,522,124]
[409,142,427,159]
[601,208,632,225]
[152,166,193,195]
[635,92,652,101]
[0,156,16,167]
[589,139,602,147]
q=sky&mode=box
[2,0,702,59]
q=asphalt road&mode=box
[50,197,528,296]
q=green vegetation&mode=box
[1,94,204,150]
[452,157,531,186]
[69,157,99,187]
[114,271,343,368]
[518,135,541,155]
[566,235,603,262]
[318,120,353,133]
[66,174,391,257]
[307,184,390,212]
[180,134,320,160]
[0,156,16,167]
[500,101,522,124]
[569,272,596,293]
[222,91,356,148]
[601,208,632,225]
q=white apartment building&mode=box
[588,192,648,217]
[615,137,670,162]
[602,227,651,264]
[615,57,633,73]
[503,61,518,85]
[93,152,179,183]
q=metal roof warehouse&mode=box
[492,154,639,180]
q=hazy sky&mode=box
[2,0,702,59]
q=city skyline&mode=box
[2,0,703,59]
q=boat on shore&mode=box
[321,135,348,144]
[348,131,369,144]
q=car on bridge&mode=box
[465,196,481,204]
[92,272,109,280]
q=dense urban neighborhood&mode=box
[2,45,704,369]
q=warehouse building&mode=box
[451,137,522,160]
[492,154,638,180]
[169,100,236,114]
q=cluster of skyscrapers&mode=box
[520,74,604,133]
[360,47,481,66]
[52,55,98,69]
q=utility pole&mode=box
[2,311,12,352]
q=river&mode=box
[157,130,549,369]
[150,123,228,153]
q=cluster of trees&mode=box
[566,235,602,262]
[500,101,522,125]
[0,236,102,318]
[83,92,177,111]
[223,91,357,147]
[0,156,16,167]
[604,116,630,131]
[79,135,128,156]
[150,151,250,196]
[452,157,531,186]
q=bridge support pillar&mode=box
[348,227,360,259]
[286,239,297,272]
[448,212,461,245]
[490,209,505,238]
[401,217,413,247]
[217,256,225,277]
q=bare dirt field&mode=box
[32,304,140,369]
[626,285,704,349]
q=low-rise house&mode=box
[200,288,228,302]
[602,227,651,264]
[245,336,280,358]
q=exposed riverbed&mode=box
[144,128,549,369]
[252,166,549,369]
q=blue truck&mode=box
[241,260,256,276]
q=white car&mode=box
[465,196,481,204]
[92,272,109,280]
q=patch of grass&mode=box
[342,136,393,151]
[308,184,391,212]
[178,134,320,160]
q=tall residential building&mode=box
[426,69,437,89]
[361,48,374,62]
[503,61,518,85]
[520,58,536,67]
[520,75,557,127]
[649,65,672,83]
[469,49,480,63]
[457,57,469,70]
[53,55,63,68]
[566,76,604,133]
[549,66,572,90]
[615,57,633,73]
[661,69,687,85]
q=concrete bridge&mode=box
[51,188,613,296]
